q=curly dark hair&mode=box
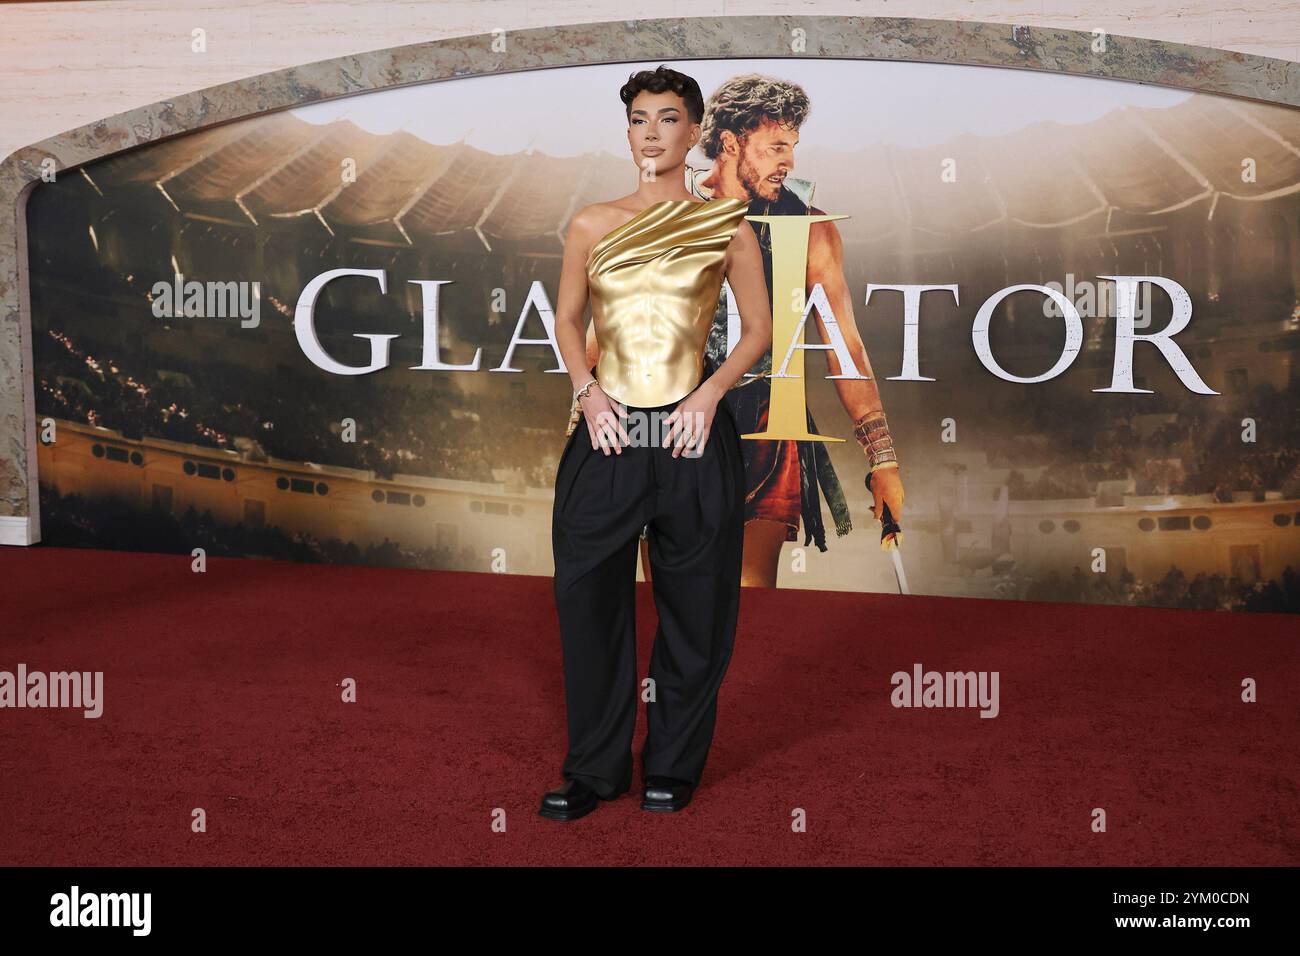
[619,64,705,125]
[698,74,812,159]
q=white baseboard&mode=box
[0,516,38,546]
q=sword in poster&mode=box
[866,470,908,595]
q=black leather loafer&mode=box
[641,775,696,812]
[538,778,623,821]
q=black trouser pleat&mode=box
[551,364,745,796]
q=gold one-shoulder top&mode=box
[584,197,749,409]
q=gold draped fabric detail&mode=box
[584,197,749,409]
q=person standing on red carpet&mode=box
[541,65,773,820]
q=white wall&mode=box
[2,0,1298,161]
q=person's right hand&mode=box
[579,385,630,455]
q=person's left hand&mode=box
[660,386,719,458]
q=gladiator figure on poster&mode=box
[585,73,906,587]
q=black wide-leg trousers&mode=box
[551,363,745,798]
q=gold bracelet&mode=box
[565,379,600,436]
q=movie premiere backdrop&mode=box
[25,58,1300,612]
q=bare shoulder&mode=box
[571,200,639,247]
[561,203,611,264]
[727,218,760,253]
[568,202,614,238]
[808,209,844,258]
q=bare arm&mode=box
[555,206,629,453]
[699,219,772,403]
[806,213,905,520]
[805,215,886,420]
[554,207,600,393]
[660,219,771,456]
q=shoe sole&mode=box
[538,803,598,822]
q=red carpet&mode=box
[0,545,1295,866]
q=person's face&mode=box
[730,118,799,203]
[627,91,699,180]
